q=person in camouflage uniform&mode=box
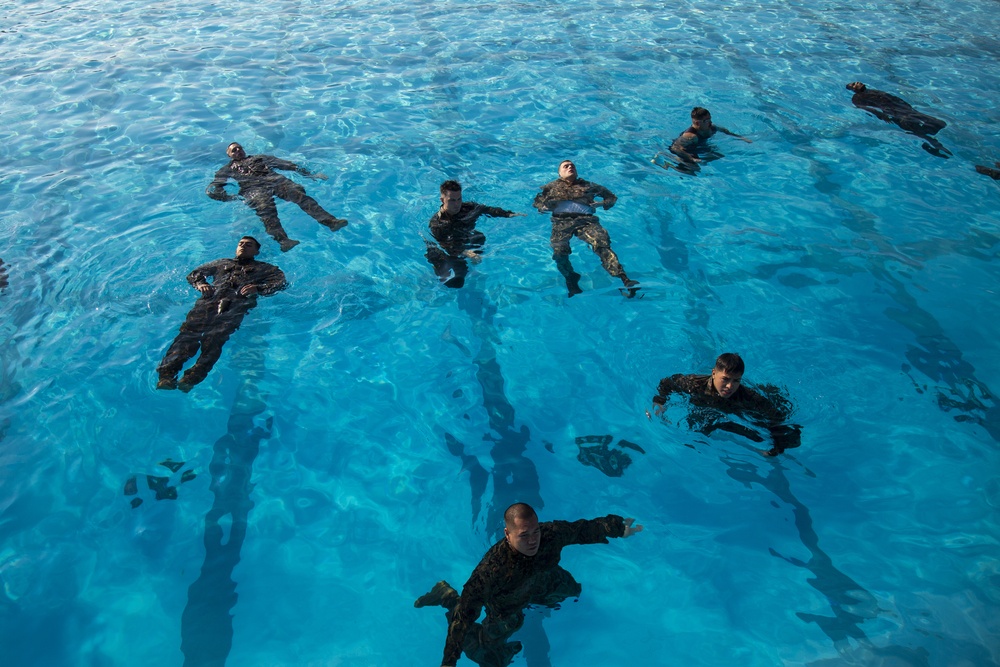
[207,142,348,251]
[651,352,801,456]
[425,180,524,288]
[415,502,643,667]
[532,160,638,297]
[156,237,286,392]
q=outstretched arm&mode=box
[717,125,752,143]
[264,155,327,179]
[480,205,525,219]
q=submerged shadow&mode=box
[440,279,550,666]
[179,342,272,667]
[721,455,930,665]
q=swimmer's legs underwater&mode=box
[414,581,524,667]
[243,188,300,251]
[272,179,348,233]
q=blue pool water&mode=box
[1,0,998,665]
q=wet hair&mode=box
[504,503,537,528]
[239,235,261,250]
[440,180,462,195]
[559,160,574,168]
[714,352,745,375]
[691,107,711,120]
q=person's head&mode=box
[558,160,578,181]
[439,180,463,215]
[712,352,744,399]
[504,503,540,556]
[235,235,261,260]
[227,142,247,160]
[690,107,712,129]
[846,81,867,93]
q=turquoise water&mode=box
[1,0,999,665]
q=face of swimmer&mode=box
[227,142,247,160]
[711,367,742,399]
[440,189,463,216]
[235,237,260,261]
[505,514,541,557]
[558,160,578,182]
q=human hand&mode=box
[195,283,214,295]
[741,137,753,144]
[508,213,527,217]
[623,518,644,538]
[462,250,482,264]
[239,284,259,296]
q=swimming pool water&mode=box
[1,0,998,665]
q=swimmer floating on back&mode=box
[845,82,951,159]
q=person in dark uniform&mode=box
[666,106,752,172]
[533,160,639,297]
[415,503,643,667]
[156,236,286,392]
[649,352,801,456]
[425,180,524,289]
[975,161,1000,180]
[207,142,348,251]
[845,82,951,158]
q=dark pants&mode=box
[446,567,582,667]
[241,179,339,243]
[158,298,250,388]
[425,232,485,289]
[550,214,627,294]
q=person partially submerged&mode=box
[416,502,643,667]
[845,82,951,158]
[207,142,348,251]
[663,106,752,173]
[425,180,524,289]
[649,352,801,457]
[156,236,286,392]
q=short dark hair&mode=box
[504,503,537,528]
[714,352,744,375]
[691,107,711,120]
[240,235,261,249]
[440,180,462,195]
